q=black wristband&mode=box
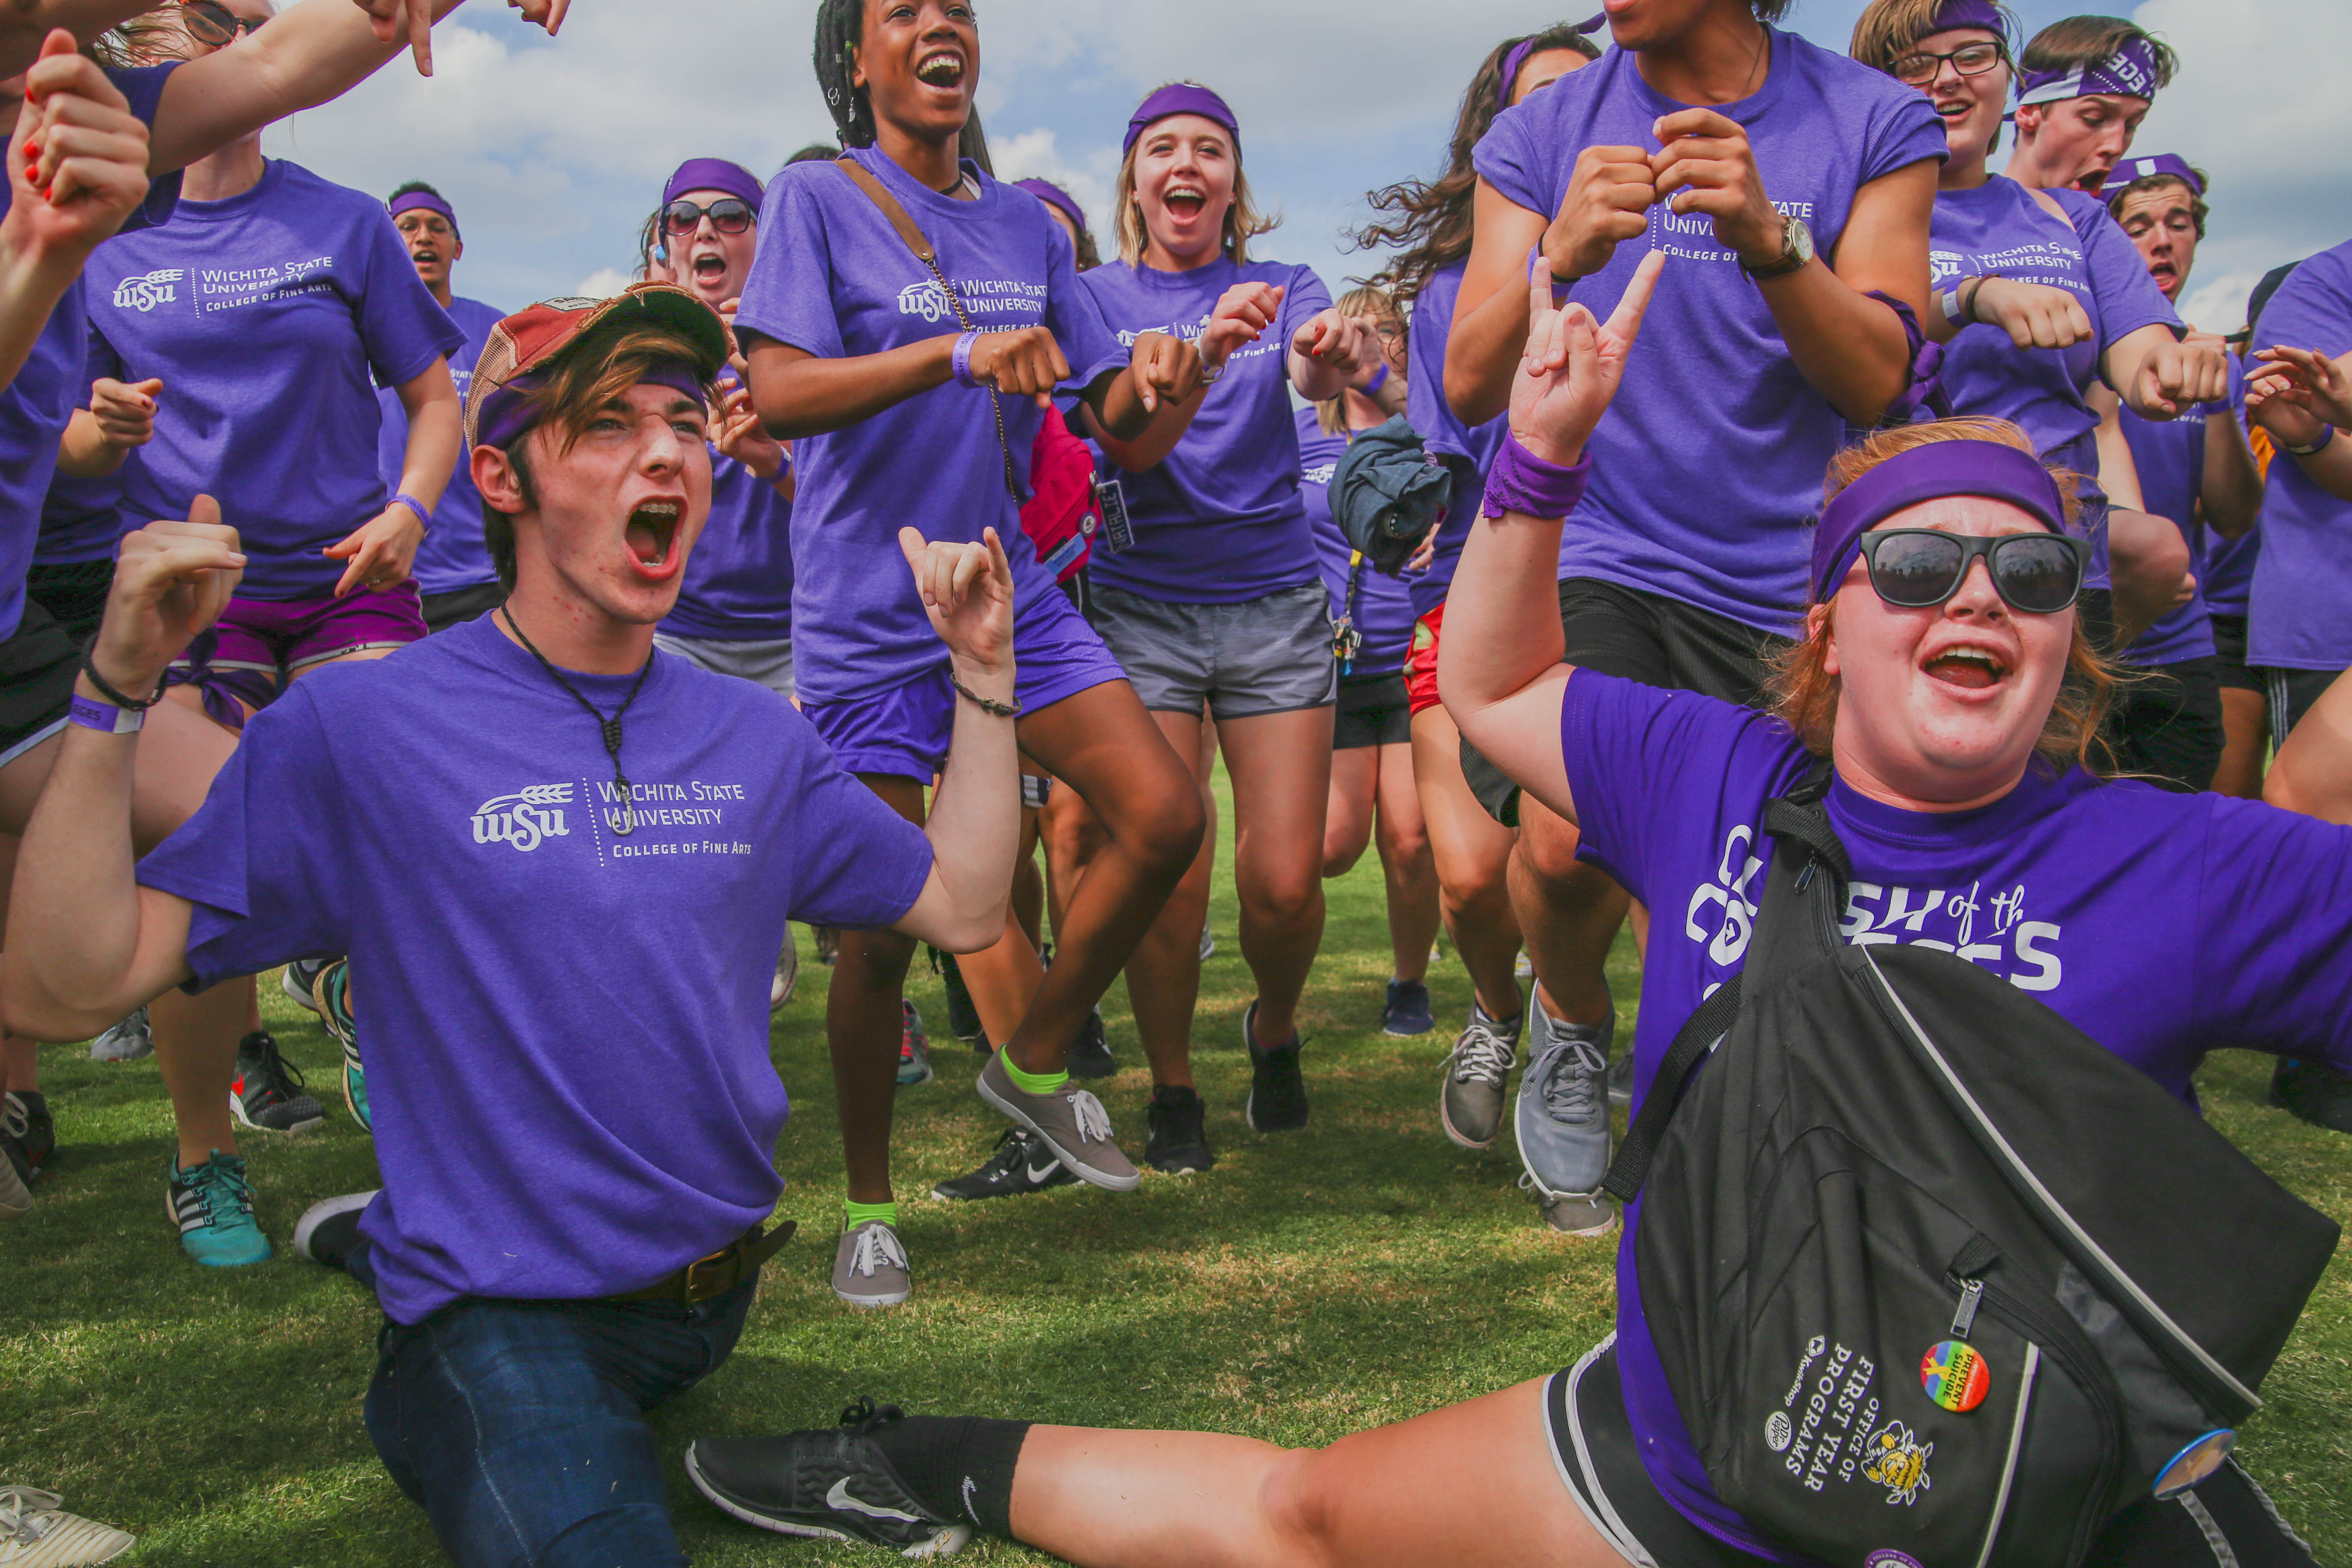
[1960,273,1996,327]
[79,636,165,711]
[949,673,1019,718]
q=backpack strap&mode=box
[1602,972,1744,1203]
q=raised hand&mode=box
[96,498,242,698]
[3,32,151,263]
[967,325,1073,410]
[1649,109,1785,269]
[710,386,787,480]
[1199,281,1283,372]
[1510,249,1664,466]
[898,525,1015,700]
[89,377,162,451]
[1542,143,1655,285]
[2251,346,2352,431]
[2128,334,2230,420]
[1291,306,1375,377]
[1125,328,1203,413]
[322,501,425,598]
[1969,278,2094,350]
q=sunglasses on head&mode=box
[663,198,755,237]
[179,0,264,45]
[1855,529,2089,616]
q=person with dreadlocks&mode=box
[736,0,1209,1309]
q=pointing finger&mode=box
[1606,250,1667,348]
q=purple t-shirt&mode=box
[661,447,794,641]
[135,614,933,1323]
[87,159,464,602]
[1299,408,1416,675]
[2202,515,2258,619]
[379,293,501,596]
[2118,355,2248,666]
[35,330,132,566]
[1473,29,1946,633]
[735,149,1125,703]
[1559,670,2352,1559]
[2247,240,2352,672]
[1406,260,1507,622]
[0,64,179,636]
[1078,255,1330,603]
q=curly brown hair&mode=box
[1767,418,2124,775]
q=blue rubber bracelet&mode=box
[392,492,431,528]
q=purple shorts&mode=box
[168,581,427,725]
[803,585,1126,781]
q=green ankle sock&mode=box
[843,1199,898,1230]
[1001,1055,1070,1095]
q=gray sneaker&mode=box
[1440,1003,1522,1150]
[89,1007,153,1063]
[975,1052,1140,1191]
[831,1219,910,1309]
[1515,1007,1617,1237]
[770,933,799,1011]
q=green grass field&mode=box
[4,775,2349,1565]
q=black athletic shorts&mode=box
[2110,656,2224,793]
[420,579,504,635]
[1461,579,1792,826]
[25,558,113,643]
[2209,613,2261,695]
[0,601,84,769]
[1333,670,1411,750]
[1546,1337,2320,1568]
[2263,668,2339,744]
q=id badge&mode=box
[1095,476,1135,554]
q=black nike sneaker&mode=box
[1066,1008,1115,1078]
[930,1128,1076,1201]
[687,1398,971,1557]
[1145,1084,1214,1173]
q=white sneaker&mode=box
[0,1487,134,1566]
[770,933,799,1011]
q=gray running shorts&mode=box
[1087,581,1337,720]
[652,632,795,702]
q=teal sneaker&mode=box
[314,959,368,1132]
[166,1150,270,1267]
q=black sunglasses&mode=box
[1890,40,2006,86]
[179,0,264,45]
[1856,529,2089,615]
[663,198,755,238]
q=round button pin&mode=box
[1920,1339,1990,1413]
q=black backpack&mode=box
[1603,764,2339,1568]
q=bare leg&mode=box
[1217,706,1334,1048]
[829,775,927,1207]
[1511,796,1629,1029]
[1370,740,1439,986]
[2214,686,2269,800]
[1117,708,1210,1090]
[1321,747,1377,878]
[1038,782,1105,944]
[1410,707,1522,1022]
[956,905,1043,1049]
[1007,1379,1618,1568]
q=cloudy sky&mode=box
[261,0,2344,334]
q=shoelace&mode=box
[184,1156,254,1220]
[1451,1019,1517,1085]
[1065,1088,1115,1144]
[848,1223,909,1279]
[0,1096,26,1141]
[1537,1038,1611,1124]
[838,1395,906,1435]
[0,1486,64,1544]
[244,1033,307,1096]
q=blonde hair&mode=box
[1767,417,2124,775]
[1848,0,2013,70]
[1113,85,1278,267]
[1314,285,1402,435]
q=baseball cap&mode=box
[465,282,732,450]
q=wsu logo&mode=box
[1929,249,1964,282]
[896,280,955,323]
[471,783,573,852]
[113,268,183,312]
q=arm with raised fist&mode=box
[1,503,242,1041]
[56,374,161,478]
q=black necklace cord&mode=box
[499,608,656,836]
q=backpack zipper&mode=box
[1951,1273,2125,1565]
[1863,951,2259,1419]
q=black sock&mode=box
[867,1415,1032,1538]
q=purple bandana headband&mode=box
[1498,12,1608,99]
[662,157,765,214]
[387,189,458,242]
[1121,83,1239,159]
[2016,36,2160,105]
[1925,0,2008,40]
[1811,440,2066,602]
[2100,152,2202,198]
[474,361,710,453]
[1014,178,1087,235]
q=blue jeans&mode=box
[361,1277,756,1568]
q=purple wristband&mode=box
[1482,431,1593,520]
[1363,360,1390,397]
[392,492,431,528]
[951,331,983,389]
[69,692,143,735]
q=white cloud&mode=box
[573,266,635,300]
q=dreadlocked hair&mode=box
[815,0,877,148]
[1352,22,1600,309]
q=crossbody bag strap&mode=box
[828,156,1023,502]
[1601,972,1744,1203]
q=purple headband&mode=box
[1015,179,1088,236]
[1811,440,2066,602]
[387,189,458,242]
[2016,36,2160,105]
[1926,0,2007,38]
[1498,12,1608,101]
[1121,83,1239,159]
[2100,152,2202,199]
[474,362,710,453]
[662,158,764,215]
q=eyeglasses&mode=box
[1855,529,2089,615]
[1890,40,2006,86]
[662,198,755,238]
[179,0,264,45]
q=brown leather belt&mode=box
[606,1220,796,1306]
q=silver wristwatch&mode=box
[1743,215,1814,281]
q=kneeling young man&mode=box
[1,283,1022,1566]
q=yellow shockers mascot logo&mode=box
[1861,1420,1934,1506]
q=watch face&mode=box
[1790,217,1816,265]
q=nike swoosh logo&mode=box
[1026,1160,1060,1183]
[827,1477,923,1522]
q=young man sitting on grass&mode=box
[0,282,1023,1567]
